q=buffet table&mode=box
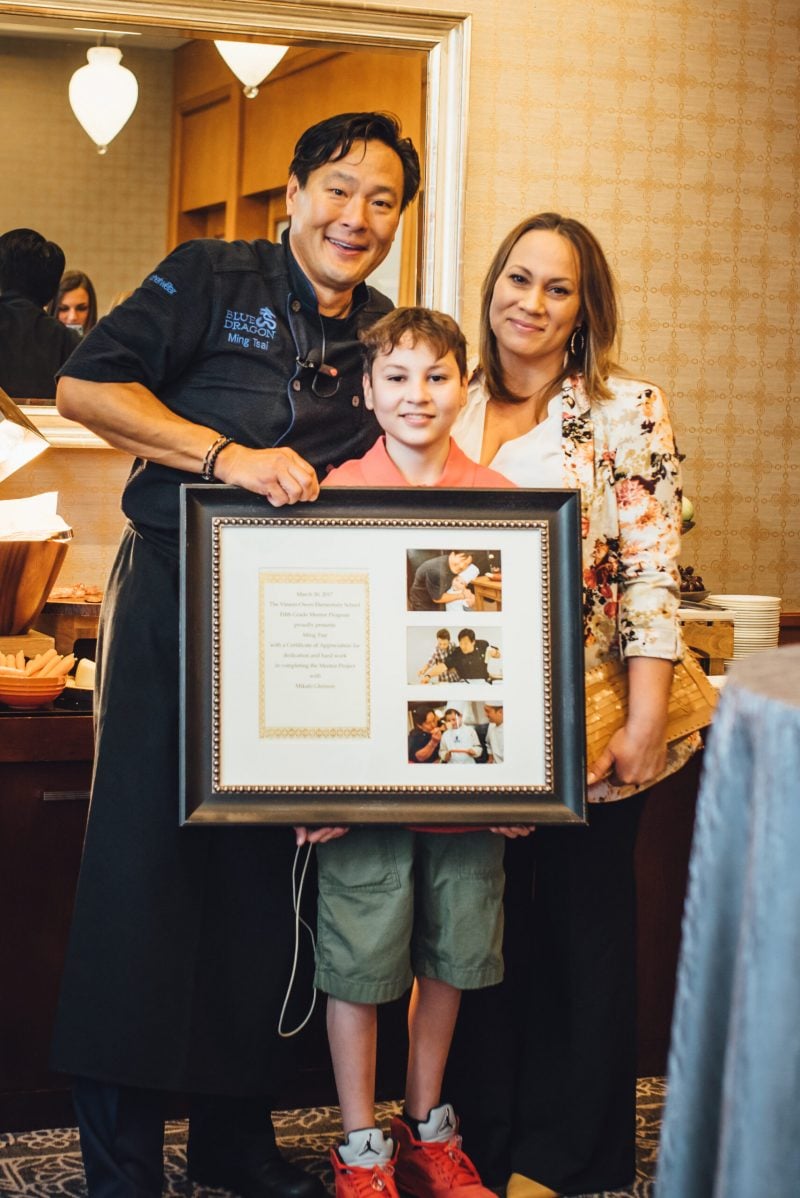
[656,645,800,1197]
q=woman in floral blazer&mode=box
[448,214,698,1198]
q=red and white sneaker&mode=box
[391,1105,495,1198]
[331,1128,399,1198]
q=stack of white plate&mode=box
[703,594,782,668]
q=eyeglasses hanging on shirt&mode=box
[294,316,341,399]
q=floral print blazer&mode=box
[562,373,683,670]
[458,371,699,801]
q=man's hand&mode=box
[490,826,535,838]
[215,444,320,505]
[294,826,349,845]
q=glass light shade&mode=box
[69,46,139,155]
[214,40,289,98]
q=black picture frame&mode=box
[180,485,586,826]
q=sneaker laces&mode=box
[415,1135,482,1188]
[342,1162,397,1195]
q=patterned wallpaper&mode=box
[334,0,800,608]
[0,36,172,315]
[1,4,797,606]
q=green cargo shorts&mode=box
[314,827,505,1004]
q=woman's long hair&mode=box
[479,212,620,404]
[47,269,98,333]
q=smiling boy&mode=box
[324,307,513,488]
[299,308,526,1198]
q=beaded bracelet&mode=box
[201,434,234,482]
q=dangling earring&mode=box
[568,324,586,361]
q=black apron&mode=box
[51,524,305,1094]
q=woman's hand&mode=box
[587,657,673,788]
[587,723,667,787]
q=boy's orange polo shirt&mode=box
[323,435,514,488]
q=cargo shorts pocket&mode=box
[451,830,506,879]
[316,827,405,894]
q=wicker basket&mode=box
[585,650,718,765]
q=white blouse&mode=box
[453,378,563,487]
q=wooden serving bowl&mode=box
[0,537,70,635]
[0,674,66,708]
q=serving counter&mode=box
[0,707,93,1130]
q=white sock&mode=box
[339,1127,394,1167]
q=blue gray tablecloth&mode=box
[656,645,800,1197]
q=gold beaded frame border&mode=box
[209,514,553,796]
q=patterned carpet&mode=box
[0,1079,665,1197]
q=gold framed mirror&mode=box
[4,1,470,439]
[2,0,469,315]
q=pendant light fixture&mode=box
[213,40,289,98]
[69,43,139,155]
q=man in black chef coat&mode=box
[51,112,420,1198]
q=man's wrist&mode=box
[201,434,235,481]
[210,440,241,484]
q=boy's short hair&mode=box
[443,708,462,720]
[458,628,476,643]
[359,306,467,378]
[436,628,450,641]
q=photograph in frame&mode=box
[180,486,586,826]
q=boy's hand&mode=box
[489,826,535,837]
[294,826,349,845]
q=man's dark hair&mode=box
[458,629,476,644]
[411,704,437,728]
[0,228,66,306]
[289,112,421,211]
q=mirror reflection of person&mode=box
[51,112,421,1198]
[48,269,98,335]
[447,213,700,1198]
[0,227,78,399]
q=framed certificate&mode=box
[180,486,586,826]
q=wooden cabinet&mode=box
[169,42,425,241]
[168,40,424,301]
[0,711,93,1131]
